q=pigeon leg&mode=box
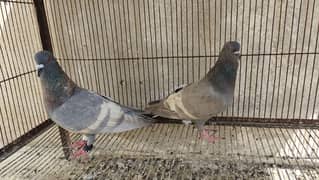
[72,148,88,158]
[71,142,94,159]
[71,134,95,158]
[71,140,87,149]
[195,121,219,143]
[199,128,219,143]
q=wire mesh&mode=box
[0,0,46,149]
[43,0,319,120]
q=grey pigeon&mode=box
[35,51,154,157]
[145,41,240,142]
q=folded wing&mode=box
[50,88,153,134]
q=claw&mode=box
[71,140,87,149]
[70,140,94,159]
[70,140,88,159]
[71,148,89,159]
[199,129,219,143]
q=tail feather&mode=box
[129,109,157,123]
[101,94,156,123]
[145,99,164,113]
[148,99,161,105]
[103,107,156,133]
[145,100,180,120]
[101,94,149,113]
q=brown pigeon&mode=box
[145,41,240,143]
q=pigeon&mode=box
[145,41,240,143]
[35,51,154,158]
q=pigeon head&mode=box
[220,41,241,60]
[34,50,57,77]
[205,41,241,93]
[34,51,77,114]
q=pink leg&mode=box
[199,129,219,143]
[71,148,89,159]
[70,140,89,159]
[71,140,87,149]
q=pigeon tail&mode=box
[101,95,155,122]
[145,100,163,113]
[145,99,181,120]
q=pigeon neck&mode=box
[40,62,77,114]
[206,59,238,94]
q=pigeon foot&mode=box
[72,148,88,159]
[70,140,91,159]
[199,129,219,143]
[71,140,87,149]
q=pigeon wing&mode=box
[50,88,153,134]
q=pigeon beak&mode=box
[36,64,44,77]
[233,50,241,58]
[233,50,240,55]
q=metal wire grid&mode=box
[0,124,318,179]
[0,0,46,149]
[43,0,319,120]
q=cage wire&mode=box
[0,0,319,179]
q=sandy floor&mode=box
[0,124,318,179]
